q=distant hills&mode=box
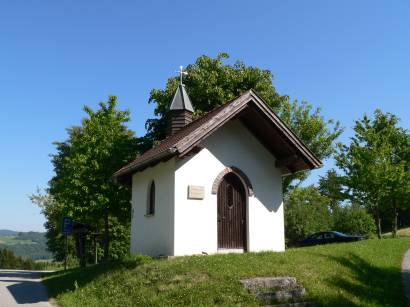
[0,229,19,236]
[0,230,53,260]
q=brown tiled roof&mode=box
[114,90,322,181]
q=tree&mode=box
[145,53,342,191]
[335,110,410,238]
[47,96,139,261]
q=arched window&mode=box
[227,184,234,208]
[147,181,155,216]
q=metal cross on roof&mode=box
[177,65,188,85]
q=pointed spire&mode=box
[169,66,193,112]
[169,84,194,112]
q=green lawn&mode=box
[43,238,410,307]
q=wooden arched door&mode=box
[217,173,247,250]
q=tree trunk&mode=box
[392,202,398,238]
[376,206,382,239]
[94,235,98,265]
[104,206,110,262]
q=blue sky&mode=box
[0,1,409,231]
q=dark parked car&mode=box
[299,231,366,247]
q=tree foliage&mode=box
[318,169,346,209]
[145,53,342,190]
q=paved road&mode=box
[402,250,410,306]
[0,270,51,307]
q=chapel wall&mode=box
[130,158,175,256]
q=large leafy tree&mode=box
[145,53,342,190]
[48,96,139,260]
[334,110,410,237]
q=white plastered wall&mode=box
[130,158,175,256]
[174,120,284,256]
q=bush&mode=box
[284,187,333,246]
[285,187,377,245]
[333,204,376,236]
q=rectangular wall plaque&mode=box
[187,185,205,200]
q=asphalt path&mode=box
[402,250,410,306]
[0,270,51,307]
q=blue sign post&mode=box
[62,217,73,235]
[61,217,73,270]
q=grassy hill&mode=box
[0,230,52,260]
[43,238,410,307]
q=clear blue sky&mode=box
[0,1,409,232]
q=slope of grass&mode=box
[43,238,410,307]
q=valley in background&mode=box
[0,229,52,260]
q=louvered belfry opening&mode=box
[166,83,194,136]
[167,109,193,135]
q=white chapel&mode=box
[114,79,321,257]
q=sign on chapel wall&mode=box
[187,185,204,200]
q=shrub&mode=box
[333,204,376,236]
[284,187,333,246]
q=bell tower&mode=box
[166,66,194,135]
